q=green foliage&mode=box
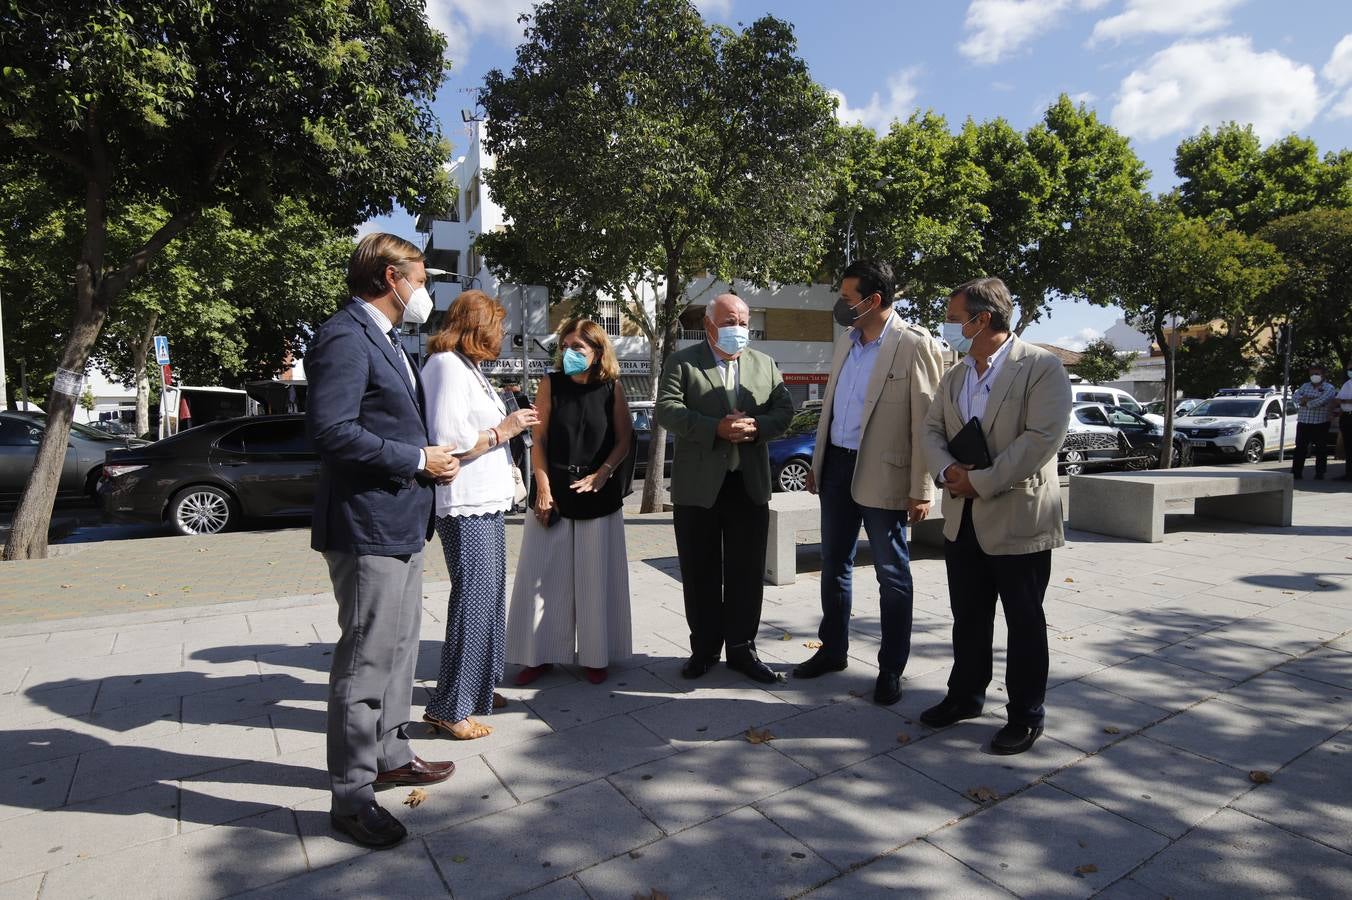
[78,386,95,413]
[1255,207,1352,377]
[826,95,1149,331]
[478,0,839,337]
[1174,334,1256,399]
[1070,338,1131,386]
[1174,124,1352,234]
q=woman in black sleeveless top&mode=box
[506,318,634,685]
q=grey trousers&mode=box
[324,550,423,815]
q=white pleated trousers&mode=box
[506,508,633,668]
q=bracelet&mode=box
[599,462,614,473]
[488,427,500,447]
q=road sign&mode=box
[154,335,171,366]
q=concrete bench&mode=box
[764,491,947,585]
[1068,467,1292,543]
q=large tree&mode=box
[0,0,452,558]
[1079,197,1285,465]
[478,0,838,513]
[1255,207,1352,379]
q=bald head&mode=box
[704,293,751,359]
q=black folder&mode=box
[948,417,992,469]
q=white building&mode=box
[409,119,866,405]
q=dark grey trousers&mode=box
[324,550,423,815]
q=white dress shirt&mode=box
[421,351,513,516]
[1337,377,1352,414]
[938,335,1014,483]
[828,310,894,450]
[715,353,741,471]
[356,298,424,471]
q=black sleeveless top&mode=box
[541,372,624,519]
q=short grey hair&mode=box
[951,277,1013,333]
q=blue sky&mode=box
[368,0,1352,348]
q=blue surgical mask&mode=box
[562,347,590,376]
[942,314,983,355]
[715,324,749,356]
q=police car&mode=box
[1173,389,1298,463]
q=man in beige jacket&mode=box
[796,259,943,706]
[920,276,1070,755]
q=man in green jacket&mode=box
[657,293,795,683]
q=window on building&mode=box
[597,298,622,336]
[465,170,481,220]
[465,246,481,284]
[748,309,767,341]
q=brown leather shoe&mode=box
[375,756,456,786]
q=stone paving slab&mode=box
[0,482,1349,898]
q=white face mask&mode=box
[1310,374,1324,384]
[393,276,433,325]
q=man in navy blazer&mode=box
[306,233,460,848]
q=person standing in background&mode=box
[307,233,460,848]
[657,293,795,684]
[1337,367,1352,480]
[1292,364,1337,480]
[508,318,634,686]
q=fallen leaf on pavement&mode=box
[804,640,823,649]
[745,728,775,744]
[1064,577,1074,583]
[404,788,428,808]
[779,632,792,641]
[59,584,72,589]
[451,855,467,864]
[1074,864,1099,876]
[965,786,999,802]
[1249,770,1272,784]
[633,891,669,900]
[1103,726,1121,734]
[896,733,911,745]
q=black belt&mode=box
[827,444,858,456]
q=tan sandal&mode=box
[493,692,508,709]
[423,713,493,740]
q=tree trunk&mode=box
[639,259,682,515]
[133,314,158,435]
[2,286,109,560]
[1154,319,1175,469]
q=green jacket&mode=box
[656,340,795,508]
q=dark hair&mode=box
[951,277,1013,333]
[346,233,423,298]
[842,259,893,305]
[555,317,620,383]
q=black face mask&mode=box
[832,293,875,328]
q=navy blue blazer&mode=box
[306,300,434,556]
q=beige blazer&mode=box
[811,315,943,509]
[921,337,1072,555]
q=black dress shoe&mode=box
[375,756,456,787]
[990,721,1043,755]
[331,800,407,848]
[919,697,984,728]
[726,645,783,684]
[793,651,848,679]
[873,672,902,706]
[681,655,720,680]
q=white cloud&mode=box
[1069,90,1097,104]
[1110,36,1321,142]
[695,0,734,18]
[1089,0,1245,45]
[959,0,1108,64]
[829,68,922,132]
[1324,34,1352,117]
[1053,326,1104,351]
[427,0,533,63]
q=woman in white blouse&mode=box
[420,290,537,740]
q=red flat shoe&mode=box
[514,664,553,686]
[584,666,607,685]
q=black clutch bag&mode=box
[948,417,992,469]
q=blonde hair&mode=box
[346,233,423,298]
[556,317,620,383]
[427,290,506,362]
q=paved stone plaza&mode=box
[0,476,1349,898]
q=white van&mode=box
[1070,385,1161,424]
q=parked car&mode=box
[1058,403,1193,475]
[769,409,820,491]
[1093,403,1194,469]
[1144,398,1203,418]
[628,401,673,479]
[1173,391,1298,463]
[1070,385,1162,424]
[100,414,318,535]
[1,410,148,502]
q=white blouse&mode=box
[421,351,514,517]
